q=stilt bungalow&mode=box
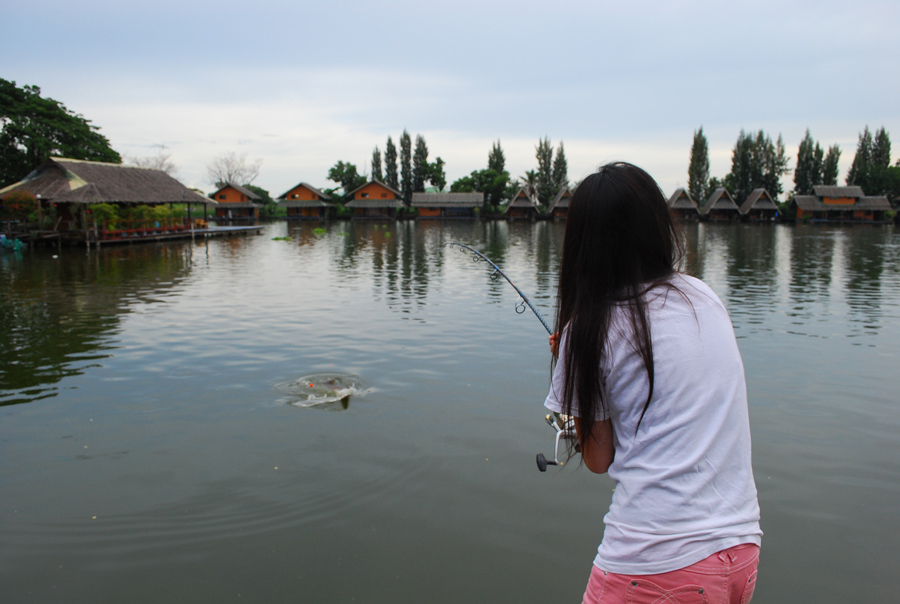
[211,183,262,220]
[791,185,891,223]
[0,157,216,245]
[547,187,572,220]
[667,188,700,222]
[344,180,402,219]
[411,192,483,219]
[701,188,741,222]
[277,182,332,220]
[504,187,539,220]
[740,189,779,222]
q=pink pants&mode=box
[582,543,759,604]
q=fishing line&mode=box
[447,242,552,335]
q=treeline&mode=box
[688,126,899,205]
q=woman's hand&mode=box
[549,332,560,358]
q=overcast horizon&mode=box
[3,0,898,198]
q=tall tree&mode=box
[412,134,429,193]
[400,130,412,206]
[371,146,383,182]
[429,157,446,192]
[794,130,825,196]
[384,136,399,190]
[552,142,568,192]
[823,145,841,186]
[0,78,121,187]
[535,137,555,205]
[688,127,710,205]
[726,130,789,202]
[207,151,262,188]
[872,127,891,169]
[488,140,505,173]
[846,126,873,188]
[327,161,366,197]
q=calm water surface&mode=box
[2,221,899,603]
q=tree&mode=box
[794,130,825,196]
[552,142,568,192]
[400,130,412,206]
[384,136,398,190]
[327,161,366,198]
[823,145,841,186]
[872,127,891,169]
[127,144,177,176]
[688,127,710,205]
[488,140,505,174]
[244,184,281,217]
[846,126,873,188]
[412,134,429,193]
[207,151,262,188]
[371,146,383,182]
[429,157,446,192]
[0,78,121,187]
[535,137,555,205]
[726,129,789,202]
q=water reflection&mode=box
[0,244,195,406]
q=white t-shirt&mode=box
[544,274,761,575]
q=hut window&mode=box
[312,194,317,200]
[218,194,226,200]
[381,193,387,198]
[361,192,369,198]
[292,194,299,199]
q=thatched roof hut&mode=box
[667,188,700,221]
[547,186,572,219]
[504,187,539,219]
[344,180,402,218]
[701,188,741,221]
[0,158,213,205]
[411,192,483,218]
[740,189,779,221]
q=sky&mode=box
[2,0,898,198]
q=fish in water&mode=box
[276,372,371,409]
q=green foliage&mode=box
[384,137,399,190]
[371,146,383,182]
[243,184,283,217]
[334,203,352,218]
[823,145,841,186]
[88,203,118,228]
[794,129,825,196]
[412,134,429,194]
[726,129,789,203]
[847,126,893,195]
[688,127,710,204]
[488,140,505,173]
[328,161,366,200]
[0,79,122,187]
[400,130,412,205]
[535,137,555,205]
[450,167,509,209]
[313,227,327,235]
[429,157,446,192]
[846,126,873,187]
[0,190,39,222]
[552,142,569,194]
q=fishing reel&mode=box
[536,412,577,472]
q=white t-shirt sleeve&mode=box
[544,330,611,421]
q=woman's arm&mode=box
[575,417,615,474]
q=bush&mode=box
[89,203,119,229]
[0,191,39,222]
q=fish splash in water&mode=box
[275,373,371,409]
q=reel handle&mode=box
[536,453,558,472]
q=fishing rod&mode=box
[446,242,552,335]
[446,242,574,472]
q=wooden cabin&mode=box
[740,189,779,222]
[0,157,214,235]
[791,185,891,223]
[504,187,539,220]
[547,187,572,220]
[344,180,402,219]
[278,182,332,219]
[411,192,483,219]
[667,188,700,222]
[211,183,262,220]
[701,188,741,222]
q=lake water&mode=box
[2,220,899,603]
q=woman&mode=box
[545,163,761,604]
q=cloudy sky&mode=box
[3,0,898,197]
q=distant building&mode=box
[667,188,700,222]
[210,183,261,220]
[411,192,483,219]
[547,187,572,220]
[277,182,332,220]
[740,189,779,222]
[701,188,741,221]
[504,187,539,220]
[791,185,891,222]
[344,180,402,219]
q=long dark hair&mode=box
[554,162,684,433]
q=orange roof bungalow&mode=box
[547,186,572,220]
[411,192,483,219]
[791,185,891,223]
[504,187,539,220]
[700,188,741,222]
[740,189,779,222]
[667,188,700,222]
[277,182,332,220]
[210,183,262,220]
[344,180,402,219]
